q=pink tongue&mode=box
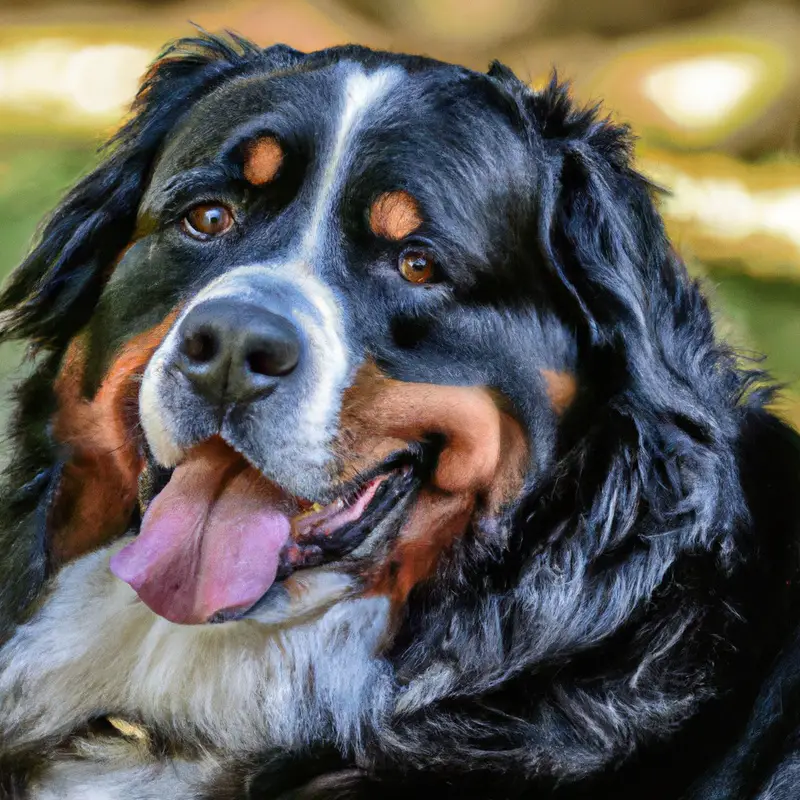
[110,438,291,624]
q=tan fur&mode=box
[368,191,422,241]
[337,362,529,604]
[243,136,283,186]
[51,313,178,563]
[541,369,577,414]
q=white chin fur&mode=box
[139,357,184,467]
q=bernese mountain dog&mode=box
[0,31,799,800]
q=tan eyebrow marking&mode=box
[243,136,284,186]
[541,369,578,415]
[369,190,423,241]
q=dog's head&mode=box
[0,32,766,779]
[1,35,576,624]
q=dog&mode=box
[0,30,798,799]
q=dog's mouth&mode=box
[110,437,418,625]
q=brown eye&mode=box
[398,249,436,284]
[182,204,234,239]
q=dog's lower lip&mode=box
[279,464,415,565]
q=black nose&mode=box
[175,298,301,404]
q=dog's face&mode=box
[43,51,580,627]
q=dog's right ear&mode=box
[0,32,303,348]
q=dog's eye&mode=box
[181,204,234,239]
[398,249,436,284]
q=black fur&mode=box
[1,32,799,800]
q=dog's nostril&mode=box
[182,330,217,364]
[245,340,299,377]
[247,350,274,376]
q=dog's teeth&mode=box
[294,502,325,521]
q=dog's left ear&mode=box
[488,65,668,346]
[487,65,752,562]
[489,65,739,430]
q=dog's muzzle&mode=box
[138,264,350,495]
[117,265,368,625]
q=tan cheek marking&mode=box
[243,136,284,186]
[369,191,423,241]
[487,410,529,513]
[368,490,475,606]
[541,368,577,414]
[339,362,529,605]
[336,362,506,495]
[50,311,179,563]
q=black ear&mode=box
[489,66,666,332]
[485,68,761,568]
[515,72,667,347]
[0,31,303,348]
[489,68,756,437]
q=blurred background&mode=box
[0,0,798,438]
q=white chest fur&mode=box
[0,542,393,796]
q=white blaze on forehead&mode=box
[139,66,398,473]
[300,65,400,262]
